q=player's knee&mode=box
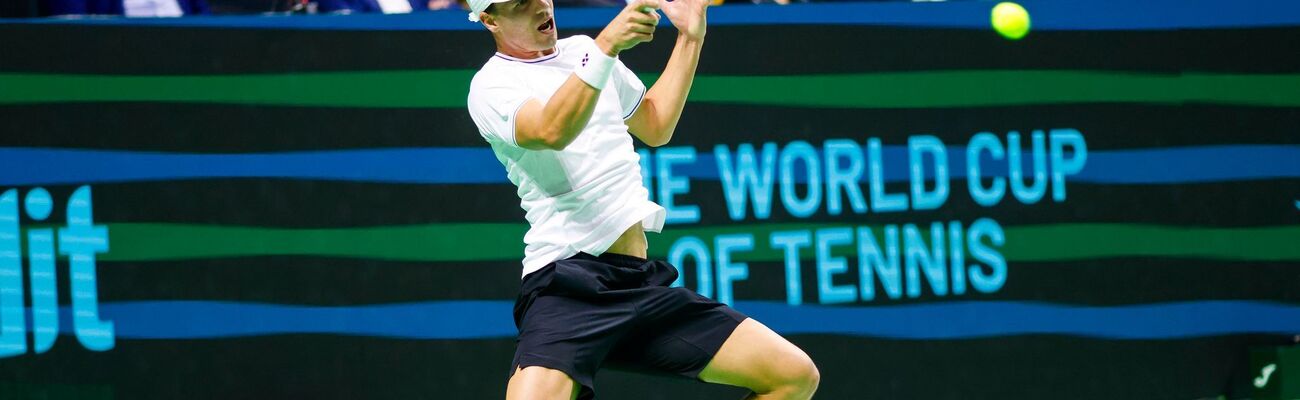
[788,355,820,393]
[767,351,819,396]
[806,361,821,393]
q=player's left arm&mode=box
[625,0,708,147]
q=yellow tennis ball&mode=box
[991,2,1030,40]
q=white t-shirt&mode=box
[467,35,667,277]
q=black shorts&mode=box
[510,252,748,399]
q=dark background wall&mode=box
[1,1,1299,399]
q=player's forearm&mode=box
[640,34,703,146]
[519,75,603,150]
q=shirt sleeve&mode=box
[467,71,534,147]
[610,59,647,120]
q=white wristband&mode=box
[573,42,616,90]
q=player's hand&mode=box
[595,0,660,57]
[660,0,707,41]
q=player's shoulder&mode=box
[470,57,517,90]
[474,55,513,75]
[558,35,595,49]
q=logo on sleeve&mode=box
[582,53,589,67]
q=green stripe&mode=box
[91,223,1300,263]
[100,223,526,262]
[3,71,1299,108]
[0,70,475,108]
[690,71,1300,108]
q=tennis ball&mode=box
[991,2,1030,40]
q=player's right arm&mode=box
[513,0,660,151]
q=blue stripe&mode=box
[673,144,1300,185]
[41,300,1300,340]
[1073,146,1300,184]
[5,0,1300,31]
[744,301,1300,339]
[1,145,1296,186]
[0,147,507,185]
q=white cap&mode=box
[467,0,512,22]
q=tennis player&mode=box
[465,0,819,398]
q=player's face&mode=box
[485,0,558,54]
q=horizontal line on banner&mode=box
[2,145,1297,186]
[5,0,1300,31]
[48,222,1300,262]
[32,300,1300,340]
[3,71,1299,108]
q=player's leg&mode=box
[697,318,820,400]
[506,256,650,400]
[601,262,818,399]
[505,366,580,400]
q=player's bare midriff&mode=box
[604,220,648,259]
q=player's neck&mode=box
[495,43,556,60]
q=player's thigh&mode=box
[506,366,580,400]
[696,318,819,393]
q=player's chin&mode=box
[536,32,557,47]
